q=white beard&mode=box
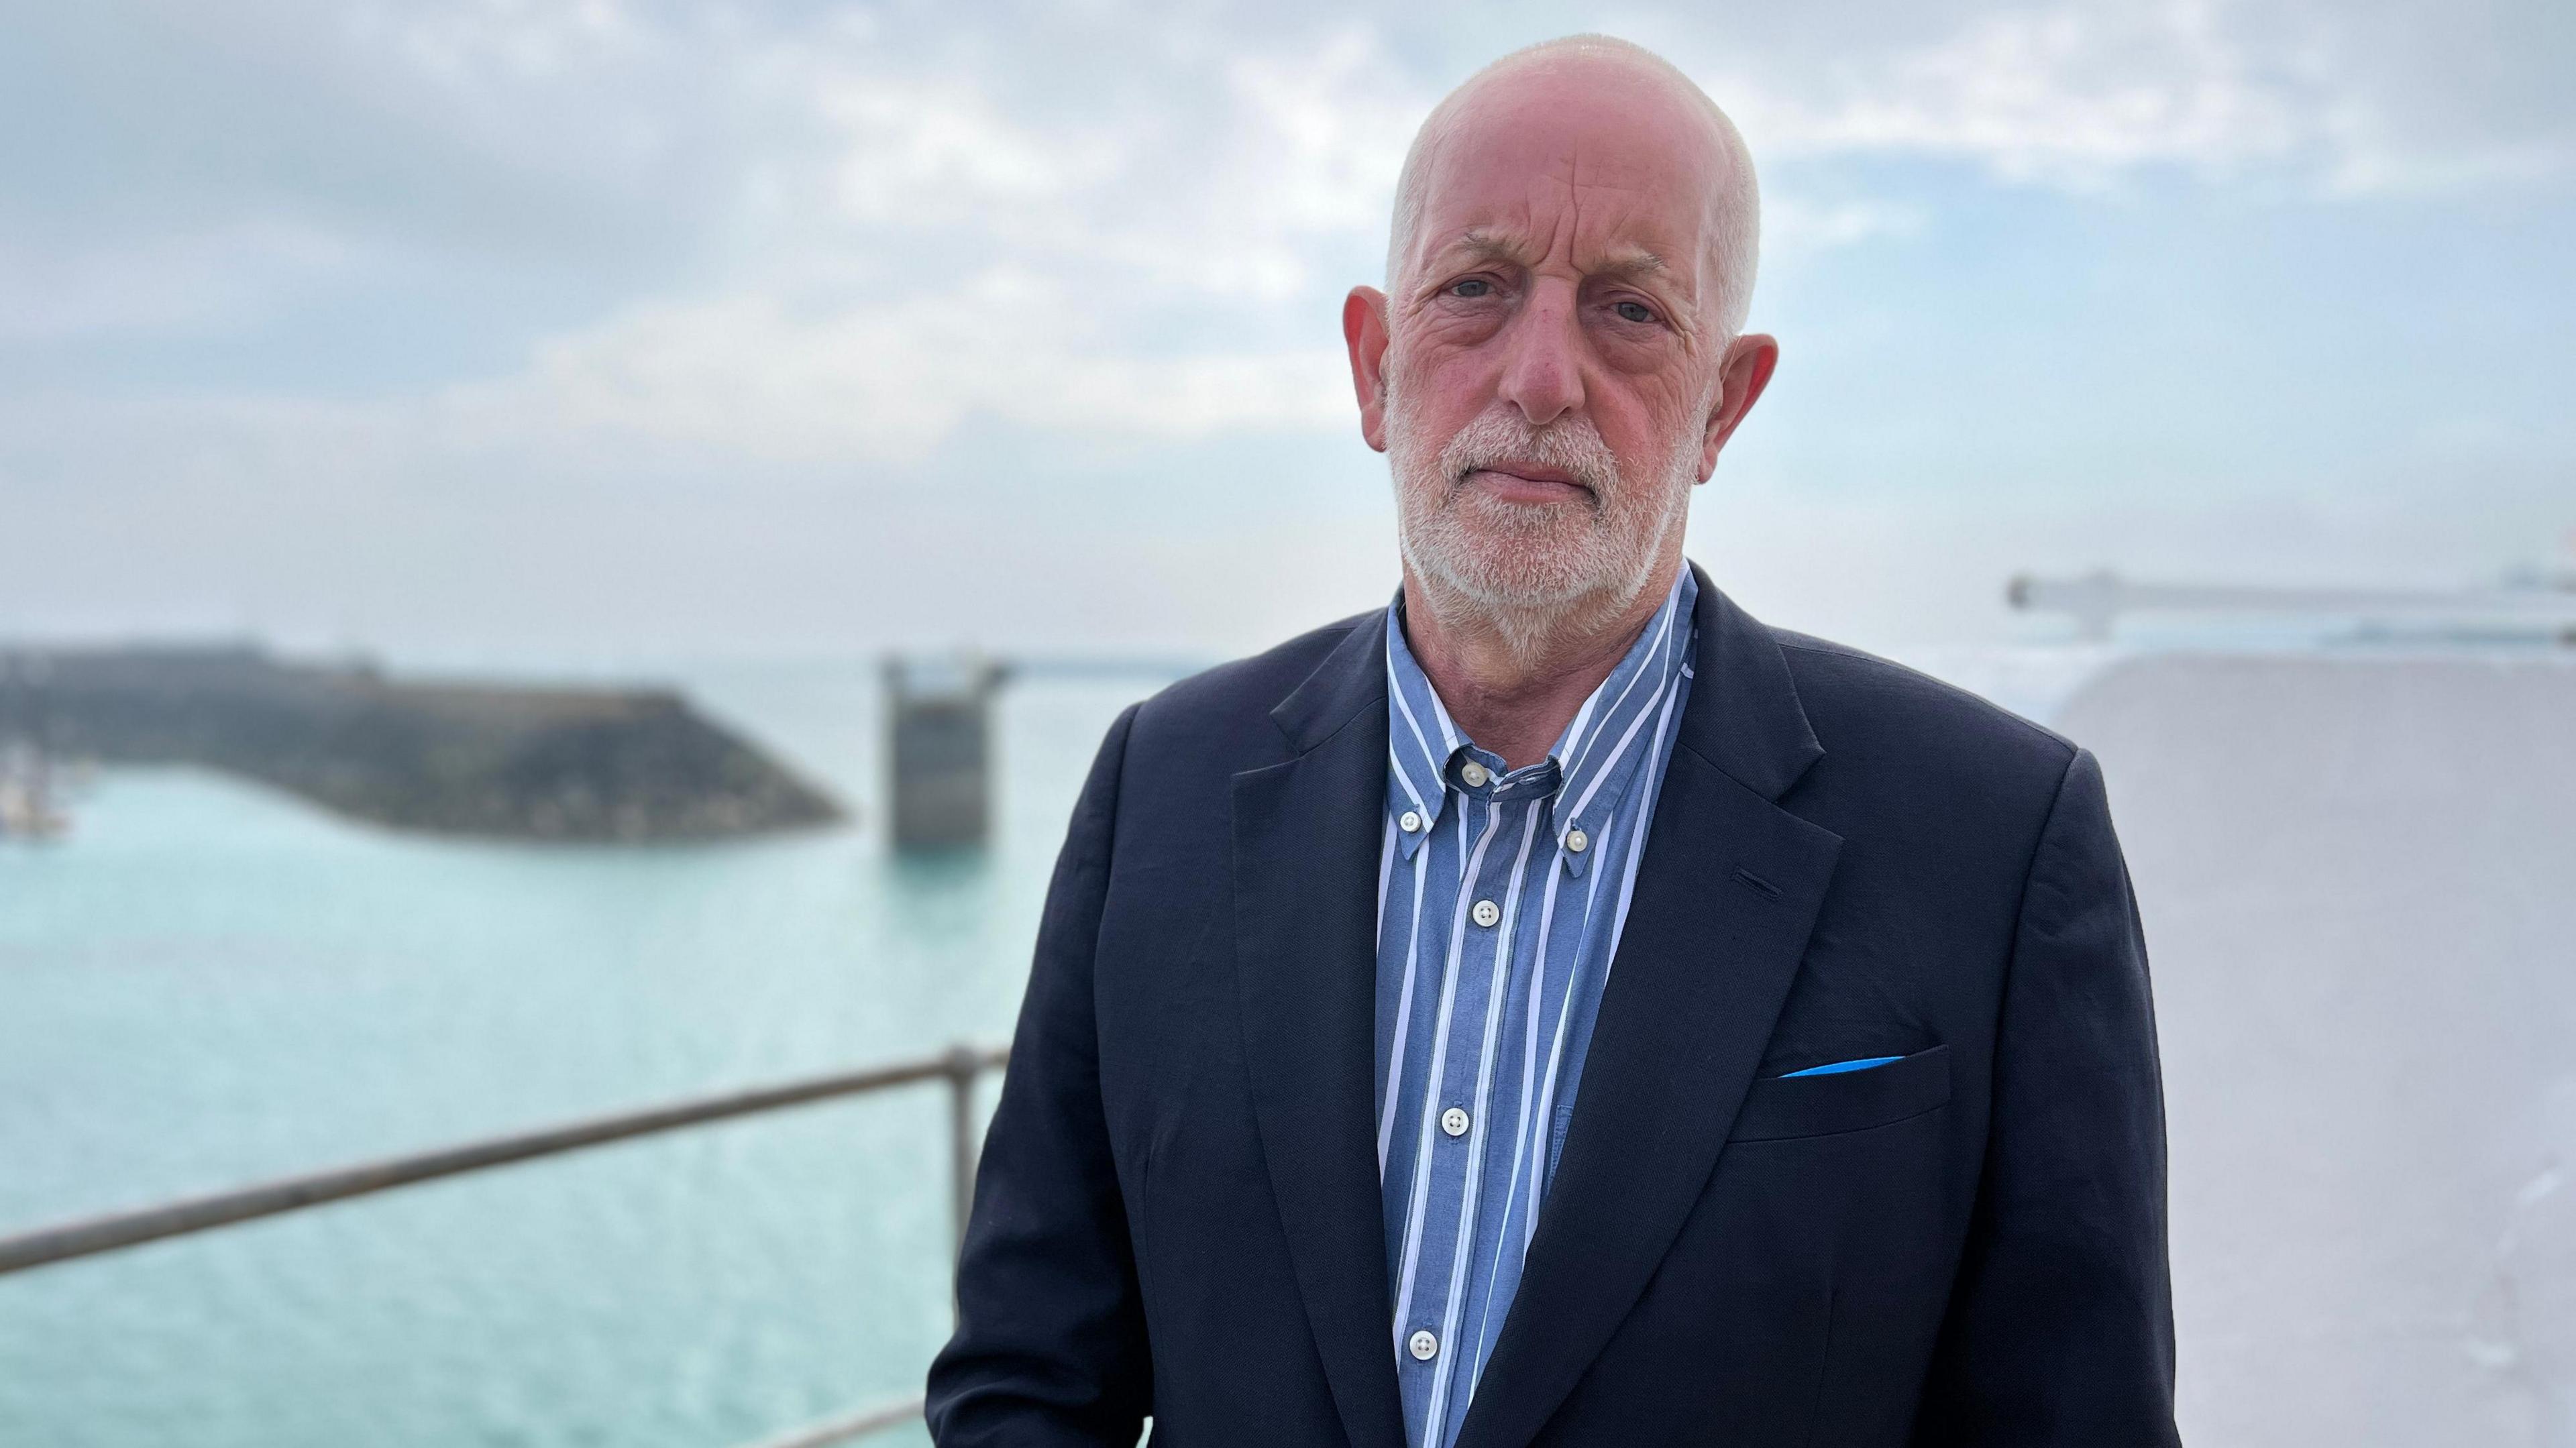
[1387,376,1697,660]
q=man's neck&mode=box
[1400,561,1681,773]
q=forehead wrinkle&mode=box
[1558,153,1701,292]
[1413,122,1665,265]
[1568,139,1711,288]
[1413,135,1717,325]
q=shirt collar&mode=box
[1383,604,1460,847]
[1383,567,1698,875]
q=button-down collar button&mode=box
[1409,1329,1440,1361]
[1399,810,1424,834]
[1564,828,1589,854]
[1440,1106,1470,1137]
[1460,761,1490,787]
[1470,899,1501,928]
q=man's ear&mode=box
[1697,332,1778,482]
[1344,286,1393,453]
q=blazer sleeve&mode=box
[1911,746,2182,1446]
[926,704,1151,1447]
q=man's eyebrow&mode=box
[1439,228,1537,266]
[1590,249,1668,280]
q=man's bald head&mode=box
[1344,35,1781,663]
[1387,36,1761,336]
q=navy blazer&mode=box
[928,567,2178,1447]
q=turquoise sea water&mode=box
[0,663,1146,1448]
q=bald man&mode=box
[928,36,2178,1448]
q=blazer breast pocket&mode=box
[1727,1044,1951,1143]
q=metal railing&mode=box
[0,1042,1008,1447]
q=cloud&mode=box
[384,17,1421,463]
[4,0,2571,654]
[1222,27,1428,242]
[0,221,359,341]
[1758,194,1926,254]
[1727,3,2308,186]
[817,73,1127,227]
[1711,0,2571,196]
[453,278,1352,465]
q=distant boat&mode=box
[0,738,69,841]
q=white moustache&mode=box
[1438,412,1623,501]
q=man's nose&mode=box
[1495,283,1585,427]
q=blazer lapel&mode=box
[1456,570,1844,1448]
[1232,616,1408,1448]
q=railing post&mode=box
[942,1043,981,1315]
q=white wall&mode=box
[2059,651,2576,1445]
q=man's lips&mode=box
[1462,464,1593,506]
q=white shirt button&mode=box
[1470,899,1501,928]
[1460,761,1489,787]
[1399,810,1424,834]
[1409,1329,1439,1361]
[1441,1106,1470,1137]
[1564,828,1589,854]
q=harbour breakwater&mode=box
[0,645,843,842]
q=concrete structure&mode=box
[0,643,841,842]
[883,653,1004,850]
[880,653,1196,853]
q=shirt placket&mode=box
[1423,788,1550,1443]
[1394,792,1483,1430]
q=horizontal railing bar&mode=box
[0,1043,1007,1278]
[735,1394,926,1448]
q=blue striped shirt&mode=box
[1375,566,1699,1447]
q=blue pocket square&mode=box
[1779,1055,1904,1078]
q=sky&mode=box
[1,0,2570,663]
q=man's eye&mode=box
[1450,278,1493,298]
[1614,300,1656,324]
